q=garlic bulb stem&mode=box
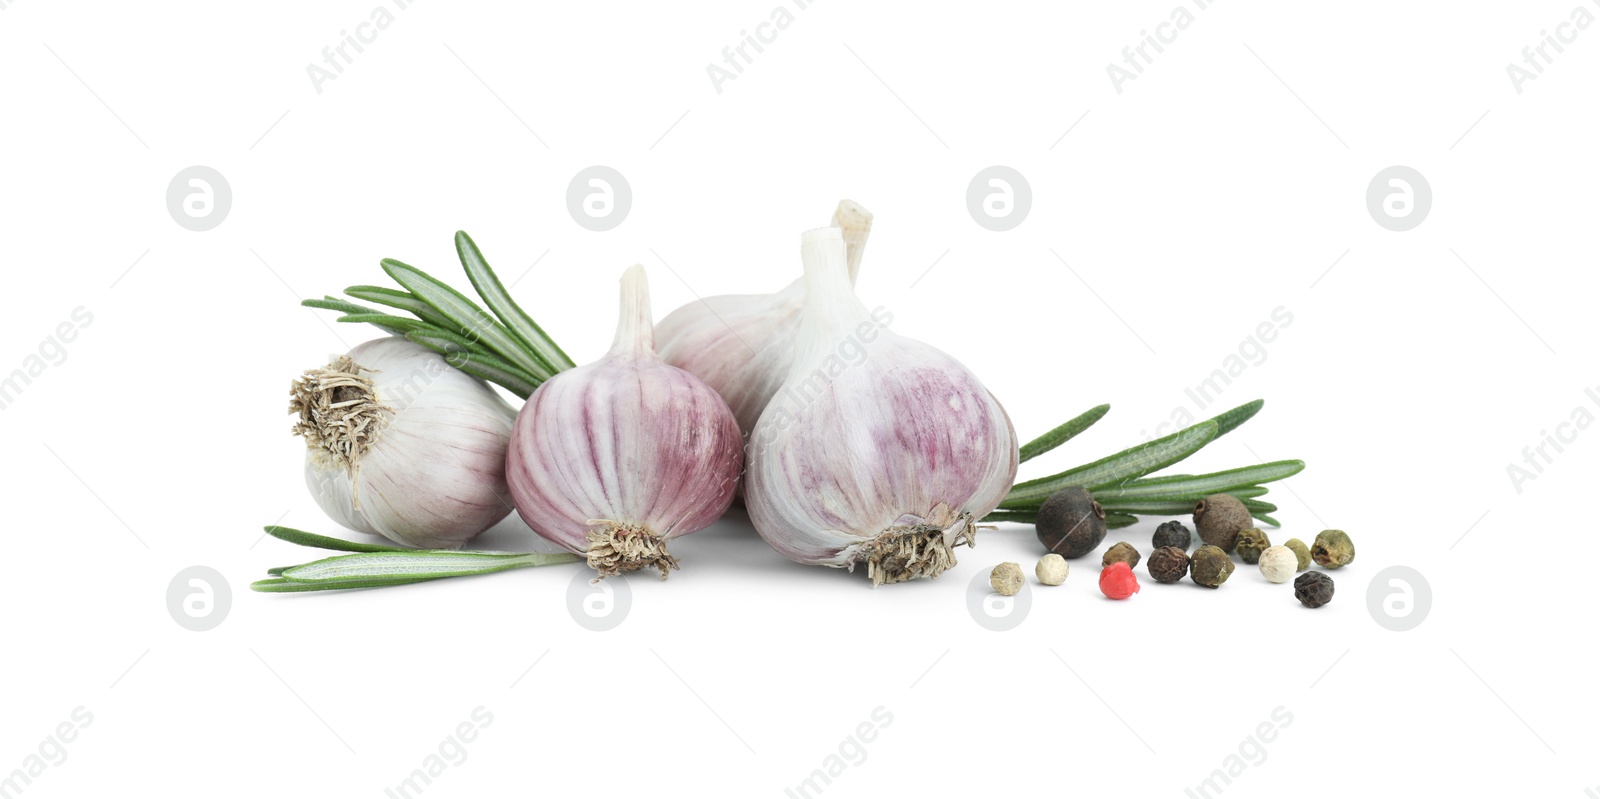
[611,264,654,356]
[795,229,869,365]
[833,199,873,283]
[653,200,874,441]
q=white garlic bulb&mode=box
[745,227,1019,585]
[506,265,744,579]
[655,200,872,437]
[291,337,518,549]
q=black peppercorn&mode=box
[1193,494,1252,552]
[1152,520,1191,551]
[1234,528,1271,565]
[1146,546,1190,584]
[1190,545,1235,588]
[1294,572,1334,608]
[1102,541,1141,568]
[1035,486,1107,559]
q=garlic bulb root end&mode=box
[858,513,978,587]
[585,522,680,580]
[289,356,392,478]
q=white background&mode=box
[1,1,1594,796]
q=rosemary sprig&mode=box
[381,258,552,380]
[262,524,408,553]
[982,487,1270,526]
[439,351,543,399]
[404,327,481,355]
[302,232,577,399]
[1090,462,1303,503]
[253,526,580,593]
[1017,403,1109,464]
[1097,497,1278,516]
[1001,421,1218,507]
[1105,513,1138,529]
[992,400,1302,528]
[344,285,459,330]
[454,232,575,373]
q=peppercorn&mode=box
[1035,486,1107,559]
[1193,494,1252,552]
[990,562,1024,596]
[1234,528,1271,565]
[1283,538,1312,571]
[1189,545,1235,588]
[1312,530,1355,568]
[1101,541,1141,569]
[1036,554,1069,586]
[1152,520,1191,551]
[1294,571,1335,608]
[1146,546,1190,584]
[1098,561,1140,600]
[1257,545,1297,584]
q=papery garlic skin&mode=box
[656,200,871,437]
[506,265,743,578]
[291,336,518,549]
[745,227,1018,585]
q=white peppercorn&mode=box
[1258,545,1297,584]
[1035,554,1069,586]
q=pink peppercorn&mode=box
[1099,561,1140,600]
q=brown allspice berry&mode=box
[1101,541,1141,569]
[1294,571,1335,608]
[1312,530,1355,568]
[1189,544,1235,588]
[1193,494,1252,552]
[1036,486,1107,559]
[1146,546,1190,584]
[1234,527,1271,565]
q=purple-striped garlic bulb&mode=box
[745,227,1019,586]
[655,200,872,438]
[506,265,743,578]
[290,337,518,549]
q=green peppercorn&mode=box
[1283,538,1312,571]
[1311,530,1355,569]
[1102,541,1141,569]
[1036,486,1107,559]
[1152,520,1191,551]
[1294,572,1335,608]
[1146,546,1190,584]
[1189,545,1235,588]
[1234,528,1271,565]
[1193,494,1251,552]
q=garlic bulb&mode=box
[290,337,518,549]
[655,200,872,437]
[745,227,1019,585]
[506,265,743,578]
